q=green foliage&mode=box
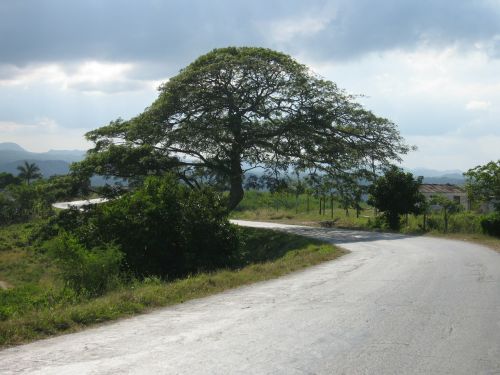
[0,174,90,226]
[46,233,123,296]
[46,175,239,279]
[368,166,425,229]
[0,221,340,347]
[0,172,21,189]
[16,161,42,185]
[429,194,463,232]
[464,160,500,211]
[78,47,409,211]
[480,212,500,237]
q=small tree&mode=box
[17,161,42,185]
[368,166,424,230]
[430,195,462,233]
[464,160,500,211]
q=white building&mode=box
[419,184,469,210]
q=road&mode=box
[1,220,500,374]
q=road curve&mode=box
[1,221,500,374]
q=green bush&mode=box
[481,213,500,237]
[46,232,123,296]
[45,175,239,279]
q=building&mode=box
[419,184,469,210]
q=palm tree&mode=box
[17,161,42,185]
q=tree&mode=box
[0,172,21,189]
[79,47,409,211]
[368,166,425,230]
[464,160,500,211]
[430,195,462,233]
[243,174,263,191]
[17,161,42,185]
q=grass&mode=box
[0,221,57,288]
[0,224,344,348]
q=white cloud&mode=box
[0,118,90,152]
[266,15,332,43]
[0,117,58,133]
[466,100,491,110]
[0,61,158,94]
[402,134,500,171]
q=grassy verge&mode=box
[0,224,344,348]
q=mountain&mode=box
[406,168,465,185]
[0,142,86,177]
[0,142,26,152]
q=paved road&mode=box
[1,221,500,374]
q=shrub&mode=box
[46,232,123,296]
[480,213,500,237]
[44,175,240,279]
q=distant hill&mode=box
[407,168,465,185]
[0,142,86,177]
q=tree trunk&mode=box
[444,209,448,233]
[227,151,244,211]
[330,194,334,219]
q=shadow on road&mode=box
[231,220,409,245]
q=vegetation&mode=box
[75,47,409,211]
[465,160,500,211]
[480,213,500,237]
[0,222,342,347]
[231,189,490,236]
[368,166,425,229]
[16,161,42,185]
[41,175,240,283]
[0,173,89,226]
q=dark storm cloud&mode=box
[0,0,499,67]
[289,0,500,60]
[0,0,303,66]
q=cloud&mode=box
[0,61,161,94]
[263,0,500,61]
[0,0,499,69]
[466,100,491,110]
[0,118,90,152]
[403,134,500,170]
[306,47,500,138]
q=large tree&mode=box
[79,47,409,210]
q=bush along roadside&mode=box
[0,175,346,347]
[0,225,343,347]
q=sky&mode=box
[0,0,499,171]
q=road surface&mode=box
[1,220,499,374]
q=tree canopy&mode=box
[368,166,424,229]
[464,160,500,211]
[78,47,410,210]
[17,161,42,185]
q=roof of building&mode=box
[419,184,465,194]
